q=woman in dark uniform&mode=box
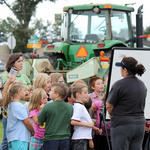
[106,56,147,150]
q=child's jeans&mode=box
[0,116,8,150]
[71,139,88,150]
[43,139,70,150]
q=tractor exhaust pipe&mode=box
[136,5,143,47]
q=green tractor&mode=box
[24,4,143,83]
[44,3,143,71]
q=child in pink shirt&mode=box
[28,88,47,150]
[88,76,104,124]
[89,76,111,150]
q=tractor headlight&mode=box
[68,8,74,14]
[93,6,101,14]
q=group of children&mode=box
[2,71,109,150]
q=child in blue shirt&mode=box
[4,82,34,150]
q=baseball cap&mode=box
[115,60,126,68]
[115,57,138,73]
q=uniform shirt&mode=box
[107,76,147,128]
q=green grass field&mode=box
[0,119,3,143]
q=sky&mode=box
[0,0,149,29]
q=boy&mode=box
[38,83,73,150]
[88,76,104,104]
[71,83,101,150]
[89,76,110,150]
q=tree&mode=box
[70,23,82,40]
[51,22,61,40]
[0,18,18,41]
[33,19,52,40]
[144,26,150,35]
[0,0,56,53]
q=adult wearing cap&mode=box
[106,56,147,150]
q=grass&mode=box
[0,119,3,143]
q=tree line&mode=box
[0,0,61,53]
[0,0,150,53]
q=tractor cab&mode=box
[62,4,134,47]
[44,3,142,76]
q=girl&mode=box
[28,88,47,150]
[4,82,34,150]
[49,72,65,84]
[33,73,51,102]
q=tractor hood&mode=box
[44,40,127,52]
[44,42,70,52]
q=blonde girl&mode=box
[28,88,47,150]
[49,72,65,84]
[33,73,51,102]
[33,73,50,92]
[4,82,34,150]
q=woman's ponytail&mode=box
[136,64,146,76]
[122,57,146,76]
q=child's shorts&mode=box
[8,140,28,150]
[29,136,43,150]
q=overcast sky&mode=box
[0,0,149,29]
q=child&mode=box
[71,79,93,108]
[71,83,102,150]
[88,76,104,105]
[49,73,65,84]
[28,88,48,150]
[64,87,75,105]
[33,73,51,102]
[88,76,110,150]
[88,76,104,125]
[4,82,34,150]
[38,83,73,150]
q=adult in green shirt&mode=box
[0,53,31,150]
[38,83,73,150]
[2,53,31,99]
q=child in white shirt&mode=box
[71,83,102,150]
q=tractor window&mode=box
[69,10,110,43]
[69,13,88,42]
[111,11,130,42]
[91,12,109,40]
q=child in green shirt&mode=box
[38,83,73,150]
